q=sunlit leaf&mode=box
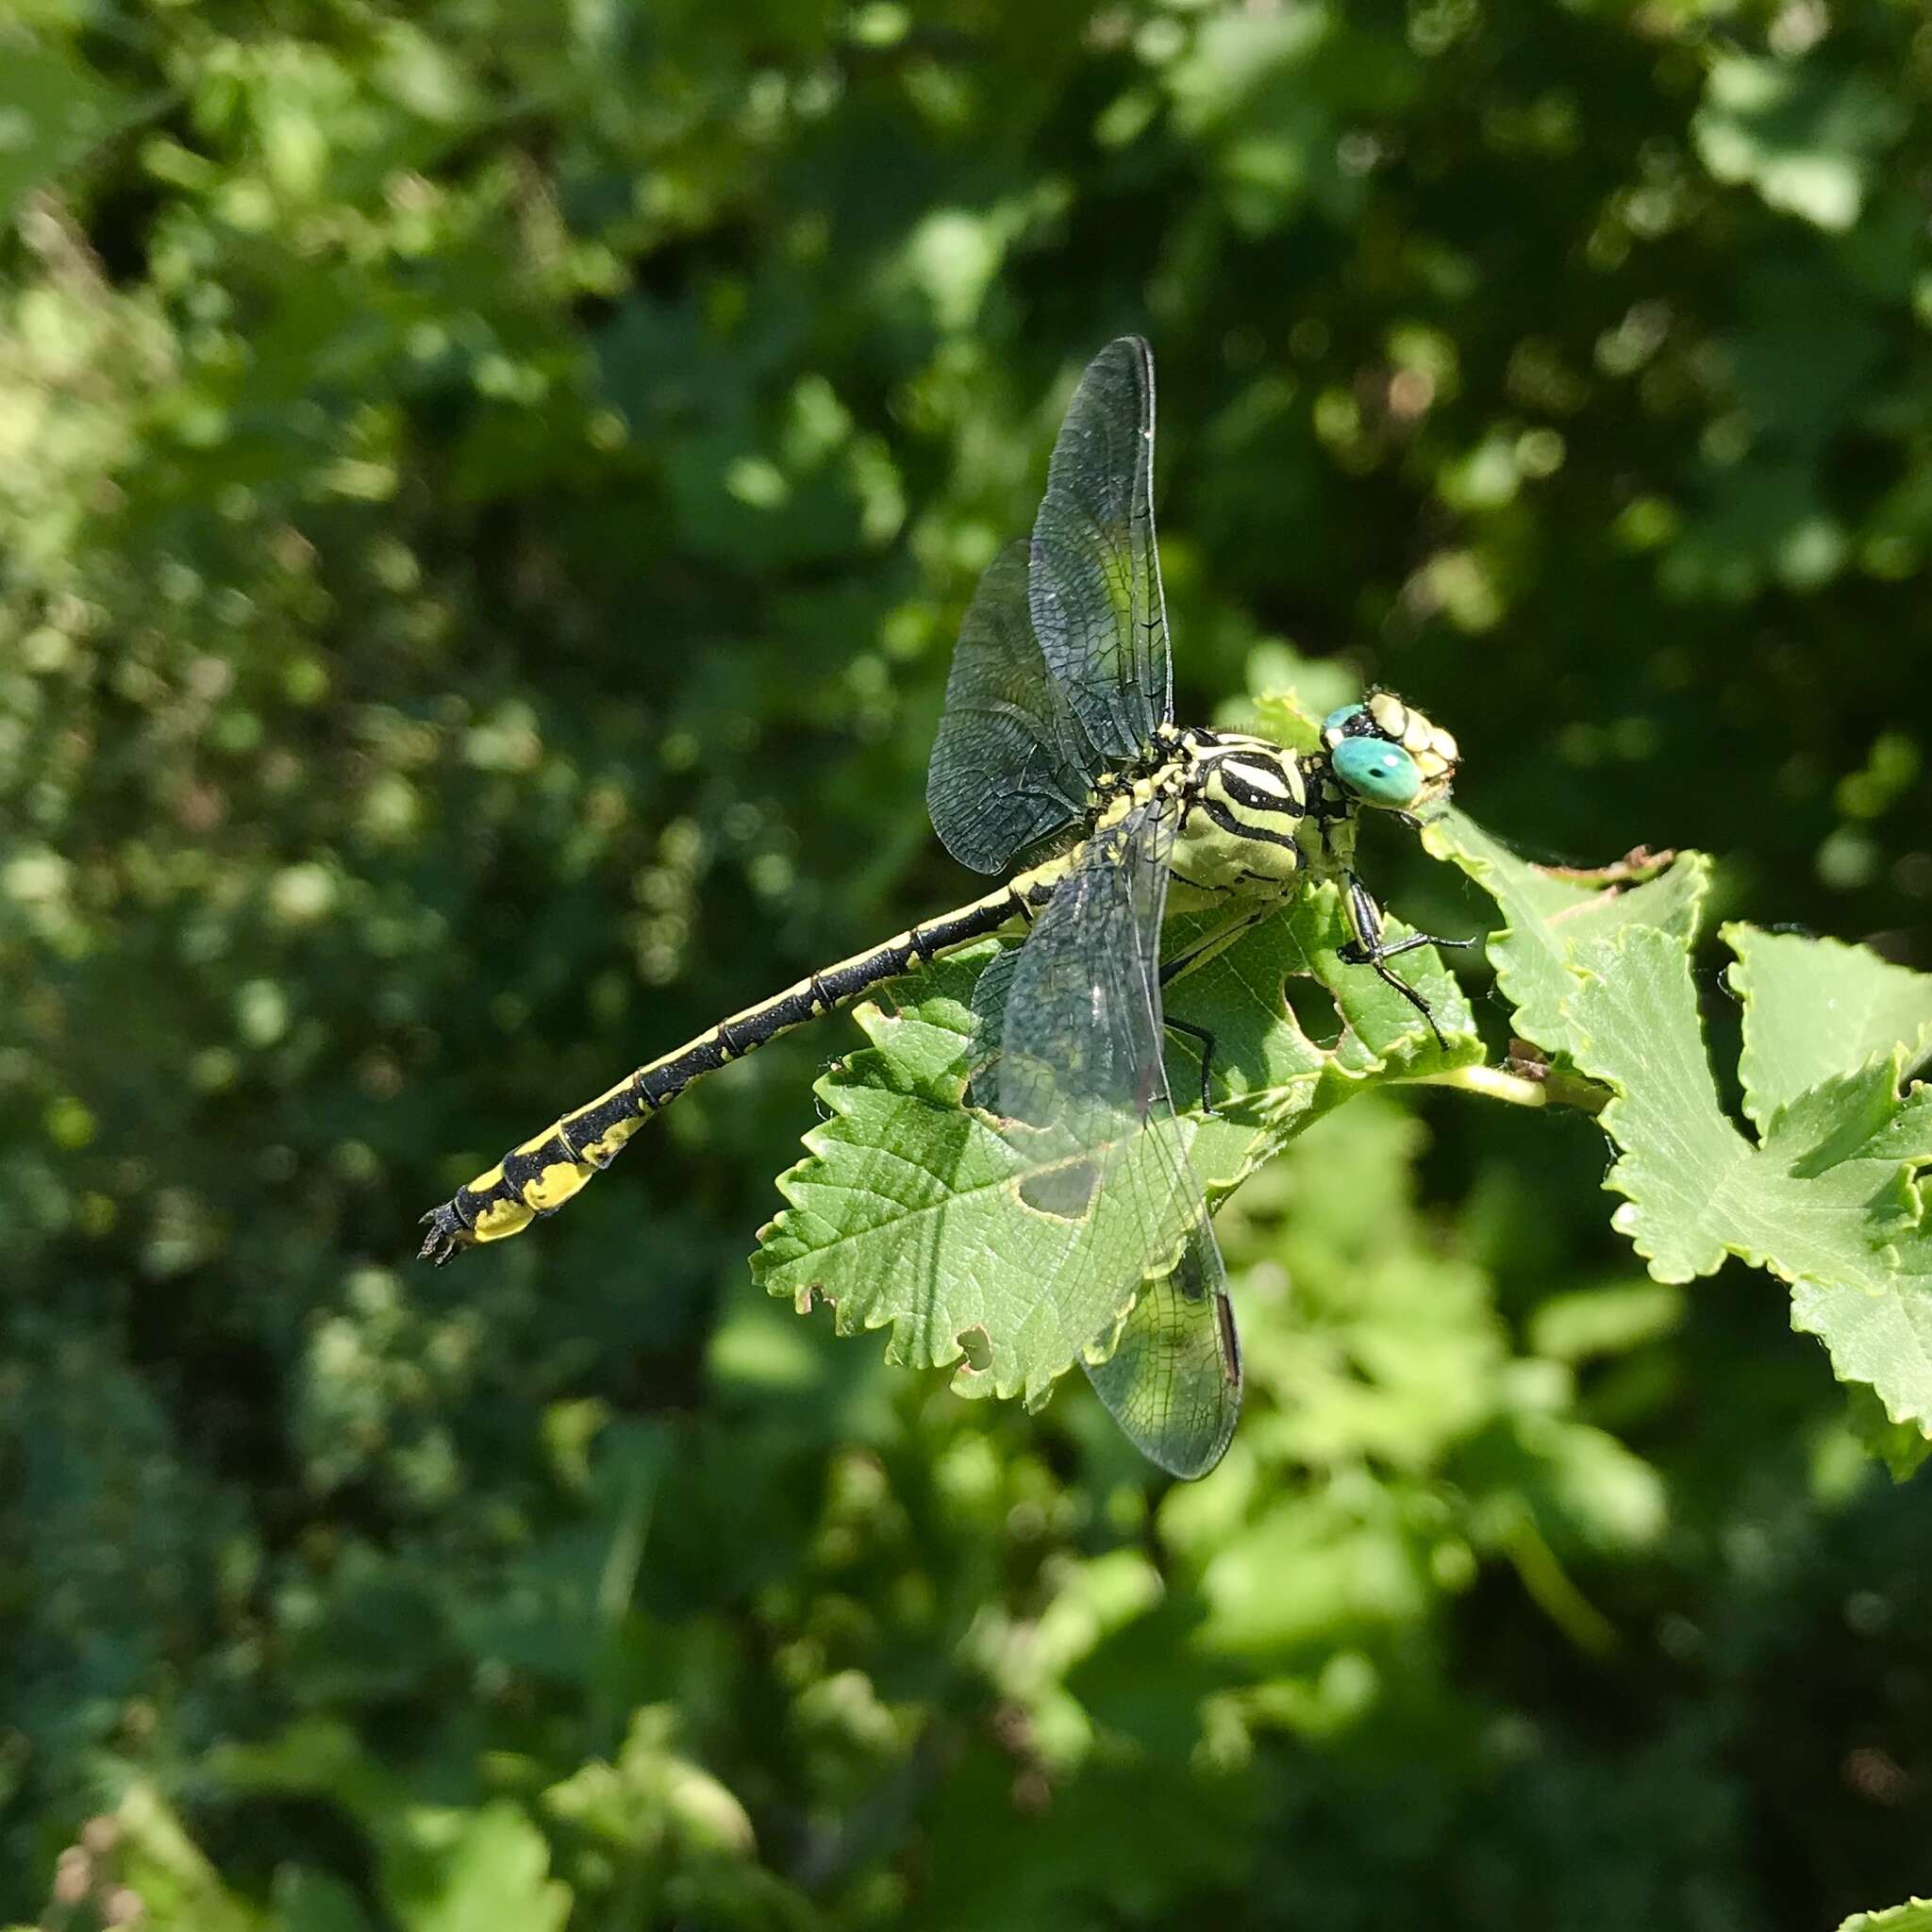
[754,883,1479,1415]
[1837,1902,1932,1932]
[1435,812,1932,1441]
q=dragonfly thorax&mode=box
[1166,731,1310,901]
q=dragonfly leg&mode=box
[1162,1015,1218,1114]
[1337,870,1473,1050]
[1158,903,1273,986]
[1357,929,1474,964]
[1153,900,1299,1109]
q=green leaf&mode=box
[1845,1384,1932,1483]
[1248,689,1324,755]
[112,1782,266,1932]
[1693,55,1907,232]
[0,29,128,222]
[1837,1902,1932,1932]
[544,1707,757,1858]
[1569,934,1932,1430]
[1424,808,1699,1055]
[1527,1279,1685,1363]
[384,1803,571,1932]
[752,880,1479,1414]
[275,1869,376,1932]
[1432,813,1932,1441]
[1729,924,1932,1127]
[212,1724,572,1931]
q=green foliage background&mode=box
[6,0,1932,1924]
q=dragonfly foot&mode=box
[418,1204,472,1266]
[1163,1015,1219,1114]
[1337,940,1455,1050]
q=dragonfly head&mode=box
[1322,693,1458,814]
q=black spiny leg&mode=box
[1338,870,1474,1051]
[1163,1015,1219,1115]
[1154,902,1277,1112]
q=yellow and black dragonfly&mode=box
[419,337,1465,1476]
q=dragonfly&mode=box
[418,336,1466,1477]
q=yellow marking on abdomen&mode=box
[424,872,1045,1260]
[473,1196,537,1241]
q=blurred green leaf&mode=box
[0,29,127,222]
[275,1869,377,1932]
[1528,1280,1685,1363]
[544,1706,756,1857]
[384,1803,571,1932]
[1846,1384,1932,1484]
[1694,55,1906,231]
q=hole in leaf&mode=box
[956,1324,991,1372]
[1020,1159,1100,1219]
[1284,972,1343,1049]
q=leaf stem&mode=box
[1421,1064,1549,1108]
[1418,1060,1610,1116]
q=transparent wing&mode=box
[928,541,1103,874]
[995,797,1241,1477]
[1027,336,1173,762]
[965,941,1021,1112]
[1085,1231,1242,1481]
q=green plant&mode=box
[758,772,1932,1471]
[9,0,1932,1924]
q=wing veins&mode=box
[993,798,1241,1477]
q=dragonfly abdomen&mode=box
[417,870,1060,1263]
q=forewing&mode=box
[1028,337,1173,761]
[928,541,1102,874]
[995,798,1241,1477]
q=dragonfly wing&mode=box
[995,796,1241,1477]
[928,540,1103,874]
[1027,336,1173,761]
[1085,1224,1241,1480]
[965,941,1021,1112]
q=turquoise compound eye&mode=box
[1332,737,1423,808]
[1323,703,1366,736]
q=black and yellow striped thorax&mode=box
[1089,724,1349,912]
